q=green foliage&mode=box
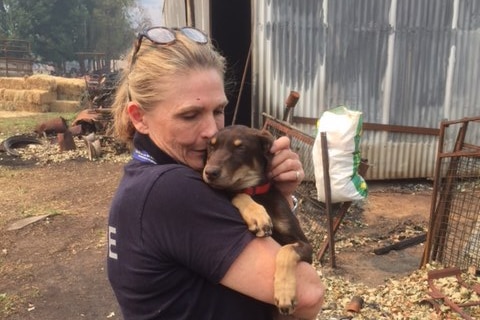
[0,0,149,72]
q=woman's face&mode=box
[132,68,228,171]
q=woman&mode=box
[107,26,324,320]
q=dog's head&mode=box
[203,125,274,192]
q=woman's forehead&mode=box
[160,69,226,104]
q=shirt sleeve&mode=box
[140,166,255,283]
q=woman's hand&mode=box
[268,136,304,200]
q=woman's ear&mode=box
[127,103,149,134]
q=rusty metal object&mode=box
[292,116,441,136]
[421,116,480,268]
[34,117,67,136]
[72,108,111,135]
[72,109,101,133]
[427,267,480,320]
[263,113,315,145]
[57,131,76,152]
[68,124,83,136]
[321,131,335,268]
[283,91,300,123]
[430,121,468,263]
[345,296,364,313]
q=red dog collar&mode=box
[241,182,271,196]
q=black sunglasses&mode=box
[130,26,209,69]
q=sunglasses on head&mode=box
[130,26,209,69]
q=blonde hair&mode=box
[111,29,226,146]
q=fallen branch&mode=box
[373,233,427,255]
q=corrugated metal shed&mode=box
[162,0,480,180]
[163,0,209,31]
[252,0,480,180]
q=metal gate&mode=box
[422,116,480,270]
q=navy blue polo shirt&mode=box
[107,133,275,320]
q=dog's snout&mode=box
[204,166,221,181]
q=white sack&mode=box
[312,106,368,203]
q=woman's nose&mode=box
[201,115,220,138]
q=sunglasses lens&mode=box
[147,27,176,44]
[181,27,208,44]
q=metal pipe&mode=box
[185,0,195,27]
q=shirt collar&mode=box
[132,132,177,165]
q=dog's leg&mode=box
[274,243,303,315]
[232,193,273,237]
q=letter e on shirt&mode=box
[108,225,118,260]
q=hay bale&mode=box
[26,90,57,104]
[27,103,50,112]
[0,100,50,112]
[0,101,16,111]
[24,74,57,91]
[54,77,86,100]
[2,89,23,102]
[0,75,86,112]
[50,100,81,112]
[0,77,27,90]
[2,89,55,104]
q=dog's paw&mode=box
[231,193,273,237]
[274,293,297,315]
[245,204,273,237]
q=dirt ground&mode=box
[0,159,124,319]
[0,152,433,319]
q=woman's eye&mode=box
[214,108,225,116]
[181,113,198,120]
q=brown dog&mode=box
[202,125,313,316]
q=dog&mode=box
[202,125,313,316]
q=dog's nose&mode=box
[204,166,221,181]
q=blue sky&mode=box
[138,0,164,25]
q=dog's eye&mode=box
[234,144,247,153]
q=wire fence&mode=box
[423,116,480,270]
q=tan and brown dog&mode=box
[202,125,313,316]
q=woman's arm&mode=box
[220,237,324,319]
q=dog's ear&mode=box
[257,130,274,161]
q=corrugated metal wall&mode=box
[163,0,210,32]
[252,0,480,180]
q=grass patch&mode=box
[0,286,40,318]
[0,292,23,317]
[0,166,19,178]
[18,208,64,219]
[0,112,77,140]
